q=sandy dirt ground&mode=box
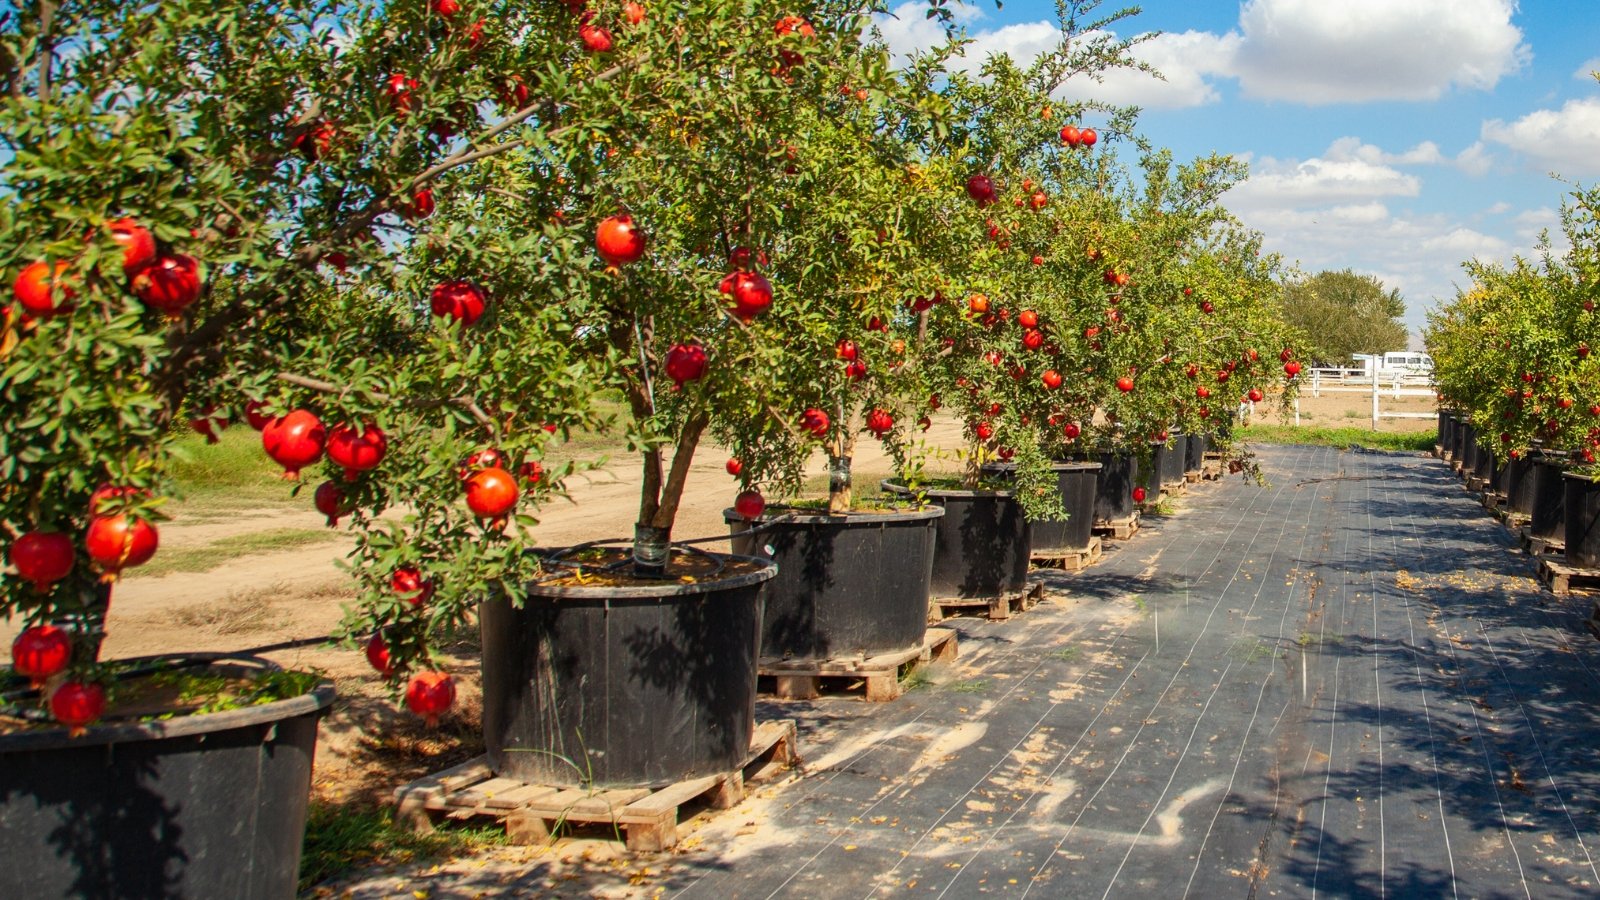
[0,393,1435,847]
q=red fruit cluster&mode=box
[1059,125,1098,148]
[406,671,456,727]
[431,279,488,326]
[11,219,205,322]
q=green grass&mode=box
[947,678,990,694]
[1237,424,1435,452]
[166,428,301,511]
[298,803,506,892]
[130,528,340,578]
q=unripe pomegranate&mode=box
[314,481,349,527]
[596,214,646,267]
[800,408,830,437]
[12,625,71,686]
[465,466,519,523]
[866,408,894,437]
[85,513,159,580]
[108,218,157,277]
[723,271,773,321]
[327,422,388,480]
[262,409,327,479]
[726,458,743,476]
[51,681,106,736]
[14,260,75,318]
[365,632,394,677]
[132,254,203,316]
[11,531,75,591]
[430,279,488,326]
[733,489,766,521]
[664,342,708,389]
[405,671,455,727]
[391,566,435,606]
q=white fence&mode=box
[1296,367,1435,429]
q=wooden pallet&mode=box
[393,720,799,852]
[1466,475,1492,493]
[1491,506,1529,529]
[758,628,958,702]
[1031,536,1103,572]
[932,582,1044,623]
[1161,480,1189,498]
[1479,490,1505,511]
[1093,512,1141,541]
[1537,558,1600,596]
[1434,444,1448,460]
[1519,527,1565,558]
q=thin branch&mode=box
[275,371,497,434]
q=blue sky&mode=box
[876,0,1600,340]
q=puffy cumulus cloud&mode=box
[1069,31,1240,110]
[1226,150,1419,210]
[1483,98,1600,177]
[1229,0,1528,104]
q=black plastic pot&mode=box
[1459,426,1480,481]
[1161,435,1188,486]
[480,552,775,789]
[1437,410,1453,452]
[1564,473,1600,567]
[1529,455,1571,542]
[982,461,1103,554]
[1449,419,1469,466]
[1472,438,1497,484]
[725,506,941,661]
[1184,434,1209,476]
[1499,453,1536,514]
[0,656,334,900]
[1076,449,1141,524]
[882,481,1029,600]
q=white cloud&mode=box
[1229,0,1528,104]
[1483,97,1600,177]
[1574,57,1600,81]
[1227,147,1420,210]
[877,0,1527,109]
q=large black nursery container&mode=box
[1563,472,1600,568]
[1497,452,1536,515]
[725,506,942,661]
[480,552,775,789]
[1449,419,1469,467]
[983,461,1102,554]
[0,656,334,900]
[1184,433,1209,477]
[1529,453,1571,543]
[1471,437,1498,485]
[1436,410,1454,454]
[883,481,1029,600]
[1459,427,1480,481]
[1077,449,1140,524]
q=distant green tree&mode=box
[1279,269,1409,366]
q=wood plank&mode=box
[484,784,560,810]
[625,775,723,815]
[450,776,526,808]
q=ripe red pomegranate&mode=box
[384,73,418,116]
[1279,347,1294,362]
[1201,301,1215,314]
[1018,309,1039,329]
[12,625,71,686]
[292,120,338,162]
[519,460,544,489]
[928,393,941,410]
[866,315,887,332]
[188,406,228,444]
[14,260,75,318]
[1059,125,1081,146]
[131,253,203,316]
[327,422,388,480]
[430,279,488,326]
[405,671,456,727]
[1116,376,1135,393]
[465,466,519,522]
[918,416,932,431]
[723,271,773,320]
[965,174,996,206]
[51,681,106,735]
[1031,255,1045,266]
[1284,361,1302,378]
[1042,369,1062,389]
[1023,329,1044,351]
[774,14,814,36]
[1030,191,1048,210]
[496,75,531,110]
[664,342,708,389]
[733,489,766,521]
[975,422,994,441]
[1196,386,1211,399]
[1216,369,1231,383]
[1132,486,1147,503]
[262,409,327,479]
[314,480,349,527]
[85,513,159,579]
[843,360,867,380]
[108,218,157,277]
[1248,388,1264,402]
[1080,128,1098,147]
[1062,421,1081,440]
[432,0,460,15]
[88,483,145,516]
[11,531,75,591]
[463,447,506,473]
[244,399,273,431]
[726,457,743,476]
[624,1,646,25]
[365,632,394,677]
[801,408,830,437]
[392,565,435,606]
[596,214,646,266]
[579,21,613,52]
[401,187,435,221]
[866,408,894,437]
[836,338,859,361]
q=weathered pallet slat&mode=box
[932,582,1044,622]
[1031,536,1103,572]
[758,628,959,702]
